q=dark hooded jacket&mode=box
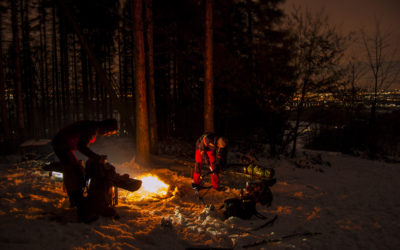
[52,120,101,159]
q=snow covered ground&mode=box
[1,137,400,249]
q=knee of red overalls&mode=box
[195,149,202,163]
[193,162,202,185]
[206,151,218,188]
[209,162,220,189]
[193,149,202,184]
[206,151,216,165]
[210,172,220,189]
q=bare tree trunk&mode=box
[133,0,150,165]
[52,4,61,129]
[107,45,113,118]
[11,0,25,134]
[204,0,214,132]
[0,13,9,141]
[41,0,51,135]
[72,37,79,120]
[290,82,307,158]
[22,0,40,137]
[360,19,400,156]
[95,68,100,119]
[88,64,94,119]
[118,25,124,100]
[145,0,158,154]
[59,12,71,124]
[81,50,89,120]
[39,0,46,137]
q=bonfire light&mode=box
[121,174,170,201]
[139,175,169,195]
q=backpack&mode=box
[245,179,275,206]
[85,159,116,211]
[222,196,257,220]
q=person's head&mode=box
[217,137,228,149]
[98,118,118,136]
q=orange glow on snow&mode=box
[122,174,169,201]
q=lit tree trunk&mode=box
[204,0,214,132]
[145,0,158,154]
[0,13,9,141]
[133,0,150,165]
[11,0,25,133]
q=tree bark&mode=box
[59,11,71,124]
[43,1,51,135]
[72,37,79,120]
[39,0,47,136]
[133,0,150,165]
[81,49,89,120]
[204,0,214,132]
[145,0,158,155]
[11,0,25,133]
[52,4,61,129]
[0,13,9,141]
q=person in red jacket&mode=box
[51,119,118,222]
[193,132,228,190]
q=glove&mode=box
[99,155,107,163]
[93,154,107,164]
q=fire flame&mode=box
[122,174,170,201]
[139,175,169,195]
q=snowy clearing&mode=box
[1,138,400,249]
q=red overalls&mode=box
[193,133,220,189]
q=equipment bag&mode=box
[222,196,260,220]
[246,179,275,206]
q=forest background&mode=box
[0,0,399,162]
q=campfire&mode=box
[121,174,170,201]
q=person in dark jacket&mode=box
[51,119,118,222]
[193,132,228,190]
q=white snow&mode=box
[1,137,400,249]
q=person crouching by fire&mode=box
[192,132,228,190]
[51,119,118,223]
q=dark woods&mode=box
[0,0,398,159]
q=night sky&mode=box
[283,0,400,88]
[283,0,400,38]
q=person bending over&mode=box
[51,119,118,222]
[193,132,228,190]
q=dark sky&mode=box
[282,0,400,89]
[282,0,400,52]
[283,0,400,36]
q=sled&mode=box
[42,161,142,192]
[191,183,212,191]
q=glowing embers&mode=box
[122,174,170,201]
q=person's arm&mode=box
[77,133,100,159]
[200,148,210,165]
[216,148,227,170]
[199,139,210,165]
